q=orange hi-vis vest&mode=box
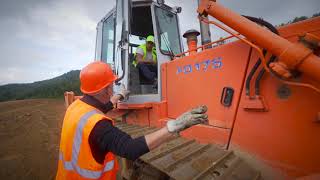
[56,99,118,180]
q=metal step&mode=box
[116,122,261,180]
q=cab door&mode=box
[125,2,183,103]
[97,9,116,65]
[113,0,131,91]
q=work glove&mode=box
[117,84,130,100]
[166,105,208,133]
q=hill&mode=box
[0,70,81,102]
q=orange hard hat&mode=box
[80,61,117,94]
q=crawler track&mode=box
[116,122,261,180]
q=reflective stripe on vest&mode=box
[59,152,114,179]
[133,44,157,67]
[59,110,114,179]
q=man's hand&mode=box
[110,84,130,105]
[136,53,156,65]
[117,84,130,100]
[141,60,153,64]
[166,105,208,133]
[136,54,144,63]
[144,60,156,65]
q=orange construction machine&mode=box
[66,0,320,179]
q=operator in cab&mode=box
[56,61,208,180]
[133,35,158,85]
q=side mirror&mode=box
[157,0,165,4]
[173,6,182,13]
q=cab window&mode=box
[101,16,115,64]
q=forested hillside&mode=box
[0,70,81,102]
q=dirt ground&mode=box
[0,99,66,180]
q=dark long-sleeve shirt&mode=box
[80,95,150,164]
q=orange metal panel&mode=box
[231,57,320,177]
[125,109,150,126]
[230,22,320,177]
[166,41,251,129]
[161,63,168,101]
[117,103,153,109]
[149,101,167,128]
[122,101,167,128]
[165,41,251,146]
[278,17,320,40]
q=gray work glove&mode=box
[166,105,208,133]
[117,84,130,100]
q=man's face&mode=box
[146,41,154,51]
[95,84,113,104]
[106,84,113,97]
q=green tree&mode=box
[312,12,320,17]
[291,16,308,23]
[277,12,320,27]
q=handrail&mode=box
[174,34,237,58]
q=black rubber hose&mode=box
[243,15,279,96]
[245,17,279,95]
[254,55,277,95]
[243,16,279,35]
[245,49,263,96]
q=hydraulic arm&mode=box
[198,0,320,82]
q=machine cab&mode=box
[95,0,183,103]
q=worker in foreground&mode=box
[133,35,158,85]
[56,61,208,180]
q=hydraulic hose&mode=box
[254,55,277,95]
[243,16,279,96]
[245,49,262,96]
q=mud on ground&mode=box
[0,99,65,180]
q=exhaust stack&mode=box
[183,29,200,55]
[198,0,212,48]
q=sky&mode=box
[0,0,319,85]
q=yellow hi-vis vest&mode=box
[132,44,157,67]
[56,99,118,180]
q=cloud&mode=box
[0,0,115,85]
[219,0,320,25]
[0,0,319,85]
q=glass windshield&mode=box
[155,6,182,56]
[101,16,115,64]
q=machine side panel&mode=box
[165,41,251,146]
[166,41,251,128]
[231,19,320,177]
